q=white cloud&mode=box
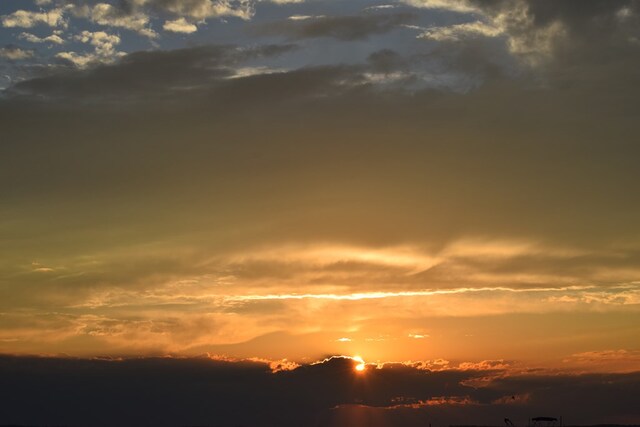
[75,31,121,56]
[19,32,65,44]
[0,46,34,60]
[366,5,398,11]
[57,30,124,69]
[419,21,502,41]
[287,15,324,21]
[68,3,158,38]
[55,51,99,68]
[401,0,478,14]
[1,8,65,28]
[163,18,198,34]
[163,0,255,20]
[229,66,286,78]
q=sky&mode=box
[1,0,640,425]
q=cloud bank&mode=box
[0,355,639,426]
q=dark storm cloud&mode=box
[256,12,416,41]
[0,355,638,426]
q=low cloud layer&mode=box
[0,355,639,426]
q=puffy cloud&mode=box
[0,46,34,60]
[163,17,198,33]
[138,0,254,20]
[1,8,65,28]
[75,30,121,56]
[55,51,99,67]
[55,30,123,68]
[18,32,65,44]
[67,2,158,38]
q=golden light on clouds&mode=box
[1,237,639,363]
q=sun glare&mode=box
[353,356,366,372]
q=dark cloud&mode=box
[7,43,297,101]
[256,12,415,41]
[0,355,638,426]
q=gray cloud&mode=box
[256,12,416,40]
[7,43,297,100]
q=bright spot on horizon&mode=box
[353,355,365,372]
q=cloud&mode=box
[1,8,65,28]
[419,20,503,41]
[163,17,198,33]
[55,51,99,68]
[563,350,640,373]
[401,0,478,13]
[75,30,121,56]
[65,2,157,38]
[10,43,296,96]
[405,0,640,68]
[97,0,254,21]
[257,12,415,40]
[0,355,639,426]
[148,0,254,20]
[54,30,123,68]
[18,32,65,44]
[0,46,35,60]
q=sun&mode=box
[353,356,366,372]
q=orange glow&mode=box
[354,356,366,372]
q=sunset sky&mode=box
[1,0,640,425]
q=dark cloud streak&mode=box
[255,12,416,41]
